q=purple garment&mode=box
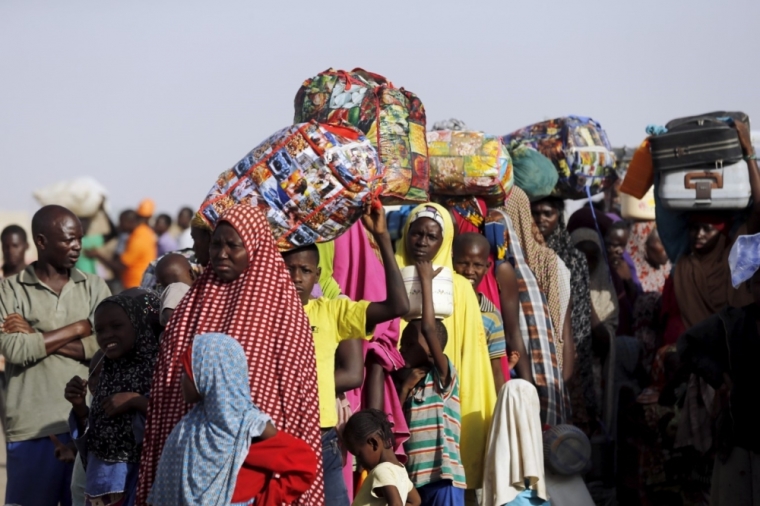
[157,232,178,257]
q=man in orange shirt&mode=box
[88,200,157,289]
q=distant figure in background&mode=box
[1,225,28,280]
[155,253,196,326]
[176,207,194,250]
[0,205,111,506]
[77,199,119,276]
[154,214,178,256]
[88,204,158,290]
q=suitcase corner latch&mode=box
[695,181,713,201]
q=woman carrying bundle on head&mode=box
[136,205,324,506]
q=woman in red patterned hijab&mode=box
[136,205,323,505]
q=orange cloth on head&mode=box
[137,199,156,218]
[619,139,654,200]
[121,223,157,288]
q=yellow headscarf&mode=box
[316,241,342,300]
[395,202,497,489]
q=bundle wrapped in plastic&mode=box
[294,68,428,204]
[198,121,383,251]
[33,177,108,218]
[427,130,513,204]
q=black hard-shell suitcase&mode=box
[650,111,748,171]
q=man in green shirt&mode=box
[0,205,110,506]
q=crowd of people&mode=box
[0,120,758,506]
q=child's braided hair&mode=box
[344,408,395,450]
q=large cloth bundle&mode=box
[33,177,108,218]
[294,68,429,204]
[427,130,513,204]
[198,121,382,251]
[508,141,558,200]
[503,116,616,199]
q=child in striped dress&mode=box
[396,260,466,506]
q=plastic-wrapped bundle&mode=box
[728,232,760,288]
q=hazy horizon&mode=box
[2,0,759,218]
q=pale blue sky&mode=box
[2,0,758,217]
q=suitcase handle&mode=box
[684,171,723,189]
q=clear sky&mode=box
[2,0,758,218]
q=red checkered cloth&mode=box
[136,205,323,505]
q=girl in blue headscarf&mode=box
[148,333,317,505]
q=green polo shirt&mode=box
[0,264,110,442]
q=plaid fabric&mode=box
[491,209,568,426]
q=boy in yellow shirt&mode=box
[282,202,409,506]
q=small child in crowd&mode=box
[154,252,195,326]
[344,409,420,506]
[62,349,104,506]
[452,232,517,389]
[282,201,409,506]
[149,332,317,505]
[1,224,28,280]
[396,260,466,506]
[64,291,161,506]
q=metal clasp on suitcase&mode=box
[674,146,689,157]
[684,169,724,204]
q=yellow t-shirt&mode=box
[304,297,372,427]
[352,462,414,506]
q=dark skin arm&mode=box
[397,367,427,404]
[362,202,410,331]
[100,392,149,417]
[561,301,576,382]
[364,355,385,411]
[735,120,760,234]
[86,251,125,276]
[251,422,278,443]
[100,202,120,243]
[377,484,420,506]
[334,339,364,394]
[417,261,449,385]
[64,376,90,434]
[495,262,532,381]
[491,358,506,392]
[2,315,91,357]
[54,340,86,360]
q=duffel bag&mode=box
[198,121,383,251]
[657,159,752,210]
[503,116,616,199]
[294,68,429,204]
[650,111,748,171]
[427,130,513,204]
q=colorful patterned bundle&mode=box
[503,116,616,199]
[294,68,429,204]
[199,121,382,251]
[427,130,513,204]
